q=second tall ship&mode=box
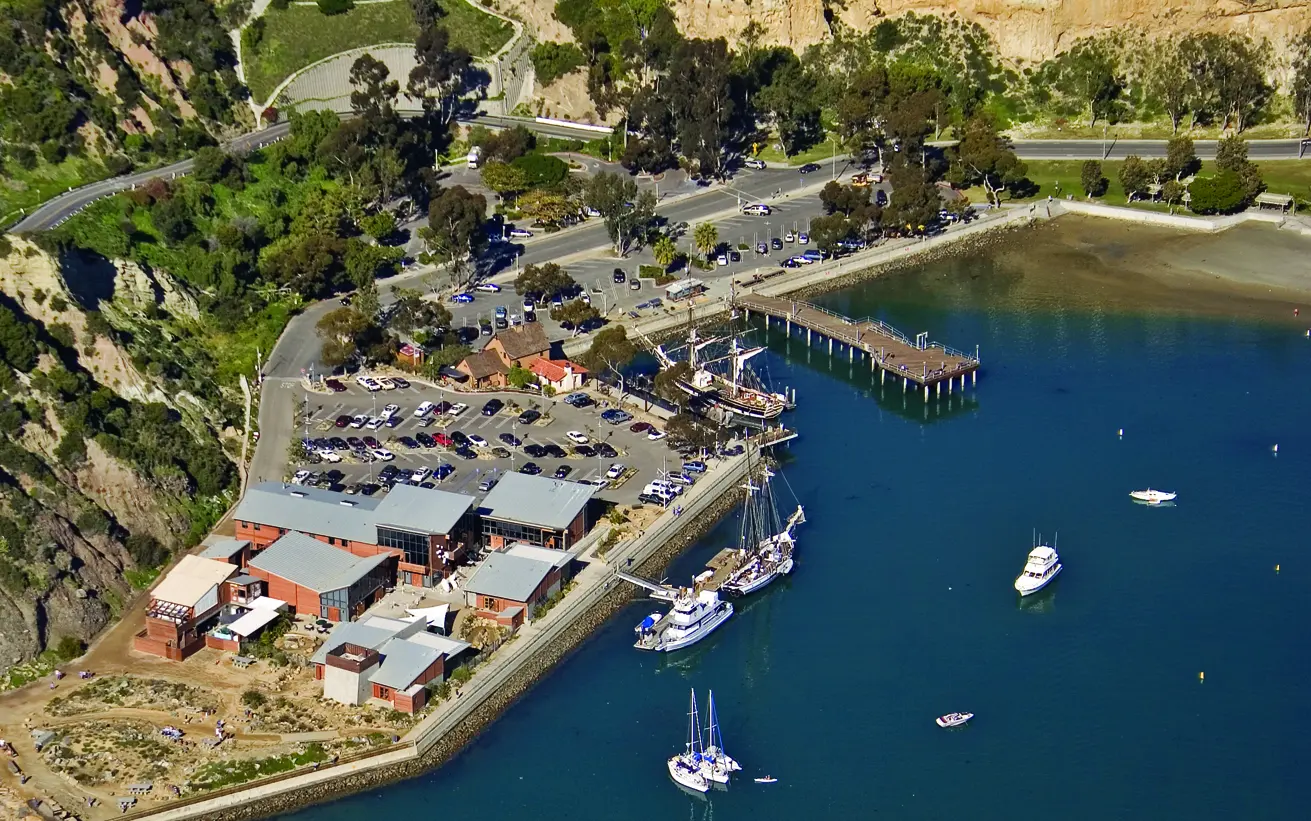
[720,461,805,597]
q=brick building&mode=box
[133,556,249,660]
[310,616,471,713]
[233,482,477,587]
[528,358,588,392]
[463,545,570,628]
[477,472,593,550]
[483,322,549,369]
[456,350,509,389]
[247,532,395,622]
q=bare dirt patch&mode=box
[46,675,221,718]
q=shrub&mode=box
[316,0,353,14]
[1188,171,1247,215]
[511,153,568,188]
[241,690,267,709]
[54,635,85,661]
[530,42,586,86]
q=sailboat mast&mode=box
[706,690,719,751]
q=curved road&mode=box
[10,110,1308,233]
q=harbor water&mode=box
[282,220,1311,820]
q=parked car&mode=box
[475,283,501,293]
[802,249,825,262]
[414,432,435,448]
[491,447,511,458]
[318,450,342,464]
[520,462,542,475]
[508,227,534,239]
[450,292,475,304]
[450,431,469,446]
[359,483,381,496]
[435,464,456,481]
[564,392,591,407]
[434,401,453,414]
[771,237,784,250]
[543,444,568,459]
[629,279,641,291]
[410,466,431,482]
[566,430,590,445]
[639,492,672,506]
[365,416,384,430]
[612,268,626,283]
[648,429,667,441]
[629,421,651,433]
[518,409,541,424]
[398,436,419,449]
[743,158,767,169]
[682,460,708,473]
[478,476,499,492]
[573,445,596,458]
[363,436,380,448]
[329,437,349,450]
[595,442,618,459]
[499,432,522,447]
[606,463,626,479]
[448,403,469,417]
[482,399,504,416]
[798,232,810,244]
[742,204,772,216]
[434,432,454,448]
[415,401,435,417]
[553,465,573,479]
[875,189,888,206]
[335,415,352,428]
[468,434,489,449]
[601,409,633,424]
[382,403,400,418]
[372,448,395,462]
[390,376,410,389]
[729,250,741,262]
[756,242,768,254]
[524,443,546,458]
[325,379,347,393]
[799,163,821,173]
[716,254,728,266]
[292,470,312,485]
[376,377,396,390]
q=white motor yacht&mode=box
[1014,544,1062,596]
[936,712,974,728]
[634,589,733,652]
[1130,488,1177,504]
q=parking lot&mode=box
[289,381,720,505]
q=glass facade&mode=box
[319,561,393,621]
[378,527,430,567]
[482,518,562,549]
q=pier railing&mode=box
[759,297,979,364]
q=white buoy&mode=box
[1118,428,1123,438]
[1272,444,1279,453]
[1199,672,1205,683]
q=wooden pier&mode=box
[736,294,980,400]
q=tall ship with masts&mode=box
[648,325,791,424]
[720,460,806,598]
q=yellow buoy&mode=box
[1275,564,1281,573]
[1199,672,1205,683]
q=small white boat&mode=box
[1014,542,1062,597]
[936,712,974,728]
[1130,488,1177,504]
[668,756,709,793]
[755,776,778,784]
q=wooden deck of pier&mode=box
[736,294,980,397]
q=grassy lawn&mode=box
[0,155,110,223]
[244,0,512,103]
[755,134,844,167]
[190,744,330,791]
[1010,159,1311,209]
[1010,121,1308,141]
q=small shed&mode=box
[1255,192,1294,212]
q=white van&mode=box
[742,204,772,216]
[467,145,482,169]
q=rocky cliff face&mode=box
[0,238,224,674]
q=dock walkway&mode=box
[735,294,980,398]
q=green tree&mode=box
[1161,179,1186,214]
[692,222,719,257]
[882,164,940,232]
[0,305,39,372]
[809,213,855,254]
[949,118,1028,207]
[755,56,821,156]
[150,196,193,245]
[315,307,373,367]
[1145,39,1192,133]
[1294,30,1311,136]
[481,161,530,203]
[517,190,574,226]
[530,42,587,85]
[408,25,474,126]
[652,236,678,269]
[1118,155,1154,202]
[348,53,399,124]
[421,185,488,288]
[359,211,398,240]
[584,172,657,256]
[1043,37,1122,127]
[514,262,576,298]
[1187,171,1247,215]
[580,325,638,380]
[1163,135,1201,181]
[507,364,537,388]
[665,412,717,450]
[391,288,452,333]
[511,154,569,188]
[1215,135,1264,201]
[1080,160,1108,197]
[554,299,601,325]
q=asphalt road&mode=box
[1011,138,1308,161]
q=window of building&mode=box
[482,596,498,610]
[327,537,335,546]
[377,527,429,567]
[481,518,564,549]
[253,523,261,531]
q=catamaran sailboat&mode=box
[700,690,741,784]
[1130,488,1177,504]
[634,588,733,652]
[720,461,806,598]
[1014,538,1062,597]
[649,326,789,423]
[668,689,710,793]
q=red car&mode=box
[629,421,652,433]
[435,432,455,448]
[335,415,352,428]
[325,379,347,393]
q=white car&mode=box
[642,483,678,502]
[647,479,682,496]
[319,450,342,464]
[411,466,431,483]
[292,469,312,485]
[349,414,367,429]
[580,292,591,305]
[414,401,435,417]
[584,206,602,218]
[508,228,533,238]
[785,231,796,242]
[356,376,380,391]
[647,429,667,441]
[376,377,397,390]
[448,403,469,417]
[475,283,501,293]
[365,417,385,430]
[742,204,772,216]
[716,254,728,267]
[371,448,395,462]
[566,430,590,445]
[605,463,626,480]
[382,404,400,418]
[468,434,489,449]
[744,158,767,169]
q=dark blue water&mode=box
[284,227,1311,820]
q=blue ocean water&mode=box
[284,226,1311,820]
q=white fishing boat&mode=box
[700,690,740,784]
[1130,488,1177,504]
[668,690,710,793]
[936,712,974,728]
[720,460,806,598]
[755,776,778,784]
[634,588,733,652]
[1014,539,1062,597]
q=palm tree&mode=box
[692,222,719,259]
[652,236,678,269]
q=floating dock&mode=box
[735,294,980,400]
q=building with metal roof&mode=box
[233,481,479,588]
[198,538,250,563]
[247,533,394,623]
[478,472,594,550]
[464,551,563,623]
[312,615,471,713]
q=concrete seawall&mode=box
[125,447,756,821]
